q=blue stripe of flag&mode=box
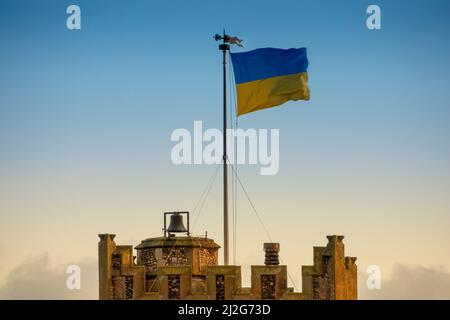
[230,47,308,84]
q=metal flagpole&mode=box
[214,30,230,265]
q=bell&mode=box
[167,213,187,233]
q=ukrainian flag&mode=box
[230,47,310,116]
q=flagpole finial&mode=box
[213,32,244,48]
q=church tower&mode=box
[98,212,357,300]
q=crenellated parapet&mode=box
[301,235,357,300]
[98,233,357,300]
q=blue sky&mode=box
[1,0,450,298]
[1,0,450,176]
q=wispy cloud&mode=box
[359,264,450,300]
[0,254,97,300]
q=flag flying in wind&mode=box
[230,47,310,116]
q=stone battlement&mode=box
[98,233,357,300]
